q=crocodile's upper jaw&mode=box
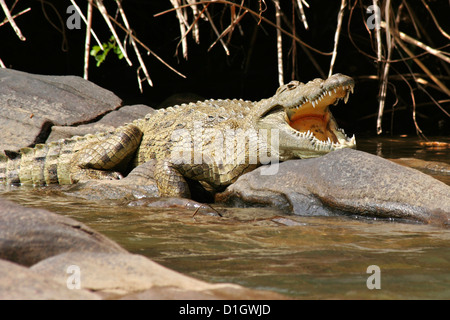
[258,74,356,159]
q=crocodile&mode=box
[0,74,356,198]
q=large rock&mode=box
[0,259,99,300]
[0,198,127,266]
[0,68,122,151]
[31,252,286,299]
[217,149,450,226]
[46,104,155,143]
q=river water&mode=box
[1,136,449,299]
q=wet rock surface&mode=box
[0,198,126,266]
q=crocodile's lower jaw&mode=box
[286,83,354,147]
[289,108,337,143]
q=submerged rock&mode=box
[217,149,450,226]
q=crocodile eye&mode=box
[286,81,299,90]
[276,81,300,95]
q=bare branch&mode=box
[83,0,93,80]
[170,0,189,60]
[273,0,284,85]
[0,0,26,40]
[0,7,30,28]
[69,0,102,48]
[116,0,153,88]
[328,0,346,77]
[202,4,230,55]
[296,0,309,30]
[420,0,450,40]
[208,10,248,52]
[186,0,201,43]
[96,0,132,66]
[395,37,450,97]
[376,0,393,135]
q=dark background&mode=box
[1,0,449,136]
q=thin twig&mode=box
[392,25,450,64]
[83,0,93,80]
[69,0,102,48]
[0,7,30,28]
[116,0,153,88]
[395,37,450,97]
[187,0,201,43]
[372,0,382,62]
[155,0,333,56]
[208,10,248,52]
[98,6,186,79]
[0,0,25,40]
[296,0,308,30]
[202,4,230,55]
[273,0,283,85]
[96,0,132,66]
[421,0,450,40]
[376,0,393,135]
[170,0,189,59]
[329,0,346,77]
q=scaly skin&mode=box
[0,74,356,197]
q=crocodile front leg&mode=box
[70,124,143,183]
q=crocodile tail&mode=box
[0,139,71,186]
[0,151,21,185]
[0,152,7,183]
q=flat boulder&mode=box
[0,68,122,151]
[0,198,127,266]
[46,104,155,142]
[217,149,450,226]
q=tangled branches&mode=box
[1,1,449,135]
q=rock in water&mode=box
[0,198,127,266]
[217,149,450,226]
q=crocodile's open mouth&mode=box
[286,83,354,145]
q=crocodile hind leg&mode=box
[154,159,191,198]
[70,124,143,183]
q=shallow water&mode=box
[1,136,450,299]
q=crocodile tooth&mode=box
[327,137,331,145]
[344,90,350,104]
[350,86,354,94]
